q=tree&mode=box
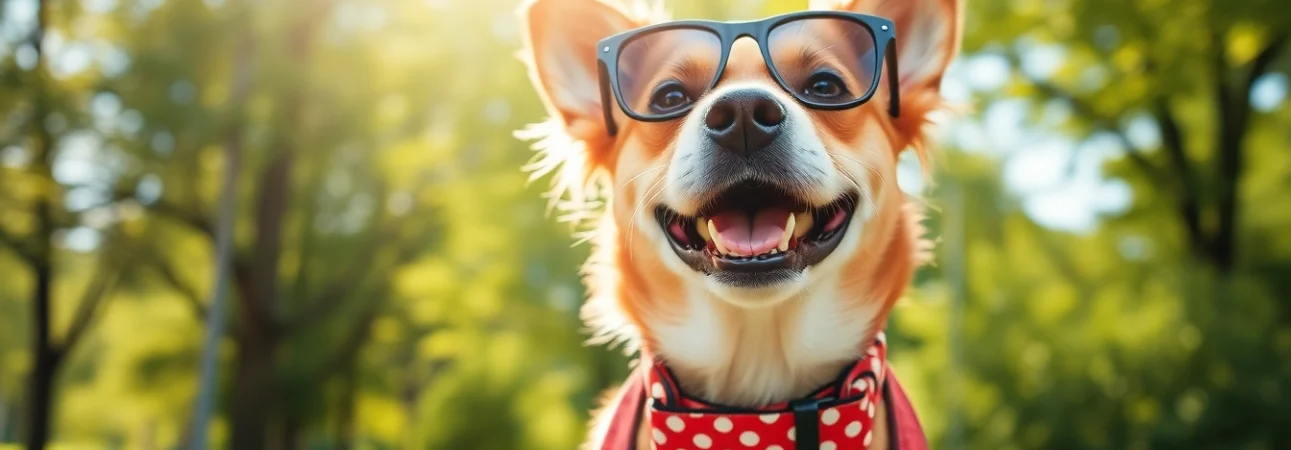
[96,0,447,447]
[967,0,1290,273]
[886,0,1291,447]
[0,1,139,448]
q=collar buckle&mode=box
[790,397,832,450]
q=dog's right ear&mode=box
[519,0,638,144]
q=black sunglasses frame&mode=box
[595,10,900,136]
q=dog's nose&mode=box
[702,88,786,155]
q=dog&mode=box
[516,0,961,448]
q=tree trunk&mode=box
[24,354,55,450]
[226,5,328,447]
[229,332,278,450]
[187,4,255,449]
[24,263,56,450]
[24,1,57,447]
[25,210,57,449]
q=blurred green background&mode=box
[1,0,1289,449]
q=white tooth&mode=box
[778,214,794,252]
[793,212,814,238]
[697,218,711,243]
[708,220,730,255]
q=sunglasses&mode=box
[595,11,900,136]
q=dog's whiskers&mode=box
[628,174,678,263]
[830,159,878,215]
[621,164,670,189]
[825,150,883,215]
[824,150,890,185]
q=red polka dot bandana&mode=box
[645,333,888,450]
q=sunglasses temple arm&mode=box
[885,38,900,118]
[598,61,619,136]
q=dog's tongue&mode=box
[710,208,789,256]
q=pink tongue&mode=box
[710,208,789,256]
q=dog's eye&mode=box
[649,82,693,114]
[803,72,846,99]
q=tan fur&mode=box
[517,0,962,447]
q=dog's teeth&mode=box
[696,218,712,243]
[778,214,794,252]
[708,220,730,255]
[793,211,814,238]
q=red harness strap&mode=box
[599,335,927,450]
[882,366,928,450]
[601,368,648,450]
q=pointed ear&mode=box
[518,0,639,142]
[812,0,963,134]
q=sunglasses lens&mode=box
[617,28,722,118]
[768,17,879,106]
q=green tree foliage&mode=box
[0,0,1287,449]
[905,0,1291,448]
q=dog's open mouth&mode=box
[655,181,858,286]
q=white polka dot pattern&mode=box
[853,379,868,392]
[846,421,862,437]
[652,428,667,445]
[666,416,685,432]
[822,408,840,425]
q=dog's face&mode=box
[520,0,959,346]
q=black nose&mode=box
[702,88,786,155]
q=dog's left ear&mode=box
[812,0,963,144]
